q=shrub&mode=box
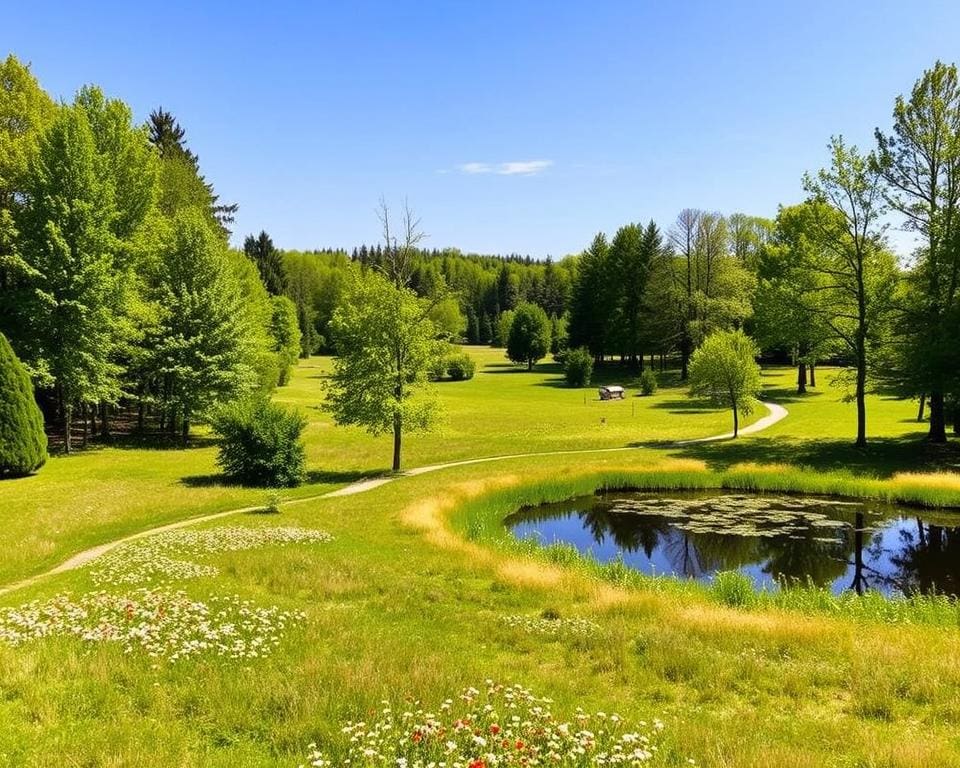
[0,332,47,477]
[446,352,476,381]
[210,398,307,487]
[639,368,659,395]
[427,355,447,381]
[564,347,594,387]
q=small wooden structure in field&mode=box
[598,385,625,401]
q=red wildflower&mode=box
[516,740,525,750]
[412,731,423,743]
[489,724,501,735]
[468,760,486,768]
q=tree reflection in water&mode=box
[506,493,960,598]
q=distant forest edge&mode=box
[2,52,960,459]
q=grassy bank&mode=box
[451,467,960,626]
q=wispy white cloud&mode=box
[459,162,493,174]
[454,160,553,176]
[497,160,552,176]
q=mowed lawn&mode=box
[2,349,959,767]
[0,346,767,584]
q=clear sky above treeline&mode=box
[6,0,959,258]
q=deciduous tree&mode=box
[324,270,444,471]
[688,329,762,437]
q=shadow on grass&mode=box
[179,468,379,489]
[662,434,960,477]
[649,398,718,414]
[47,432,219,454]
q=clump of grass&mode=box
[712,570,756,608]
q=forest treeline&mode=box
[2,53,959,453]
[0,55,300,450]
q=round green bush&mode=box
[446,352,476,381]
[564,347,594,388]
[210,398,307,487]
[0,332,47,477]
[638,368,659,396]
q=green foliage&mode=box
[428,297,467,341]
[445,352,476,381]
[244,231,286,296]
[711,570,756,608]
[568,232,613,358]
[13,100,124,444]
[875,60,960,442]
[146,211,258,435]
[324,269,444,470]
[210,397,306,487]
[638,368,658,396]
[0,332,47,476]
[564,347,593,387]
[270,295,301,386]
[689,329,762,436]
[492,309,514,348]
[507,302,551,371]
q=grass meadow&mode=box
[2,347,960,766]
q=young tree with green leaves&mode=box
[507,302,552,371]
[0,332,47,476]
[324,269,444,472]
[270,295,301,386]
[146,211,258,442]
[803,137,897,447]
[875,60,960,443]
[688,329,762,438]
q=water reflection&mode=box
[505,493,960,597]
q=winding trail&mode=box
[0,400,788,598]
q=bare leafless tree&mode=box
[376,196,427,288]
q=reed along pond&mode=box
[505,492,960,597]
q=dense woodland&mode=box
[1,53,959,458]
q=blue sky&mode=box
[6,1,959,257]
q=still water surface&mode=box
[505,492,960,597]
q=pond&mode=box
[505,491,960,597]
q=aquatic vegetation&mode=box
[605,494,856,539]
[0,588,305,662]
[302,680,673,767]
[87,525,333,586]
[500,613,601,637]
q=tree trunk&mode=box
[64,402,72,454]
[680,337,690,381]
[928,391,947,443]
[855,334,867,448]
[732,399,739,438]
[181,417,189,446]
[528,359,533,371]
[809,363,816,387]
[917,393,926,422]
[952,401,959,436]
[82,403,89,448]
[392,413,402,472]
[797,362,807,394]
[99,401,109,439]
